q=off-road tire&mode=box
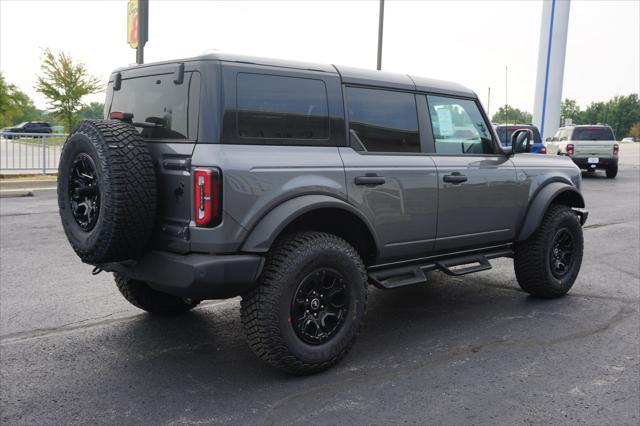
[58,120,156,264]
[114,273,199,315]
[241,231,368,375]
[514,204,583,298]
[606,165,618,179]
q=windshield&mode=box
[496,126,542,145]
[572,127,615,141]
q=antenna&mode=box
[505,66,508,126]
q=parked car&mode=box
[495,124,546,153]
[56,53,588,375]
[546,125,619,178]
[621,137,638,143]
[1,121,53,139]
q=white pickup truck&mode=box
[546,125,619,178]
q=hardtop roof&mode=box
[112,52,476,98]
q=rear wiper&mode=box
[132,121,162,129]
[133,116,167,129]
[110,112,166,129]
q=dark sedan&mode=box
[1,122,53,139]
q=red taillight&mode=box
[194,168,222,227]
[540,146,547,154]
[566,143,575,156]
[613,143,619,155]
[109,111,133,121]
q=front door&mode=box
[423,95,520,251]
[340,86,438,261]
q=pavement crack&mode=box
[0,299,237,346]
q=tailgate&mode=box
[107,68,202,253]
[147,143,195,253]
[573,140,615,157]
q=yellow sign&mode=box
[127,0,139,49]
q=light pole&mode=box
[377,0,384,70]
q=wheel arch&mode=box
[240,195,380,265]
[517,182,585,241]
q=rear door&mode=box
[107,67,201,253]
[340,86,438,261]
[422,95,521,251]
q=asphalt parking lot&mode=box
[1,150,639,425]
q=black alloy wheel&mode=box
[549,228,575,278]
[290,268,348,345]
[69,153,100,231]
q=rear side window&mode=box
[109,72,200,140]
[236,73,329,140]
[572,127,615,141]
[426,95,494,155]
[346,87,419,153]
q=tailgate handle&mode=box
[163,158,191,171]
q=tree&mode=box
[35,48,102,132]
[0,73,42,127]
[560,98,582,125]
[491,105,532,125]
[628,122,640,140]
[78,102,105,120]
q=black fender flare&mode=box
[240,194,380,253]
[517,182,586,241]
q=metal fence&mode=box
[0,132,68,174]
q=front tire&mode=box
[241,231,368,375]
[114,273,199,315]
[514,205,584,298]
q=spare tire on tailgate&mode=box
[58,120,157,264]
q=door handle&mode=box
[443,173,467,184]
[355,174,386,186]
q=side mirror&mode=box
[511,129,533,154]
[546,137,552,142]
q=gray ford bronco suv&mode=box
[58,53,588,375]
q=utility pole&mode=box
[377,0,385,70]
[487,87,491,118]
[136,0,149,64]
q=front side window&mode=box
[236,73,329,140]
[426,95,494,155]
[346,87,419,153]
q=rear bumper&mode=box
[571,156,618,170]
[103,251,264,299]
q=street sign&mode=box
[127,0,139,49]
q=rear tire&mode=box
[241,231,368,375]
[514,205,583,298]
[114,273,199,315]
[606,164,618,178]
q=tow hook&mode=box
[91,267,104,276]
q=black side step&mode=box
[368,247,513,290]
[436,254,492,276]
